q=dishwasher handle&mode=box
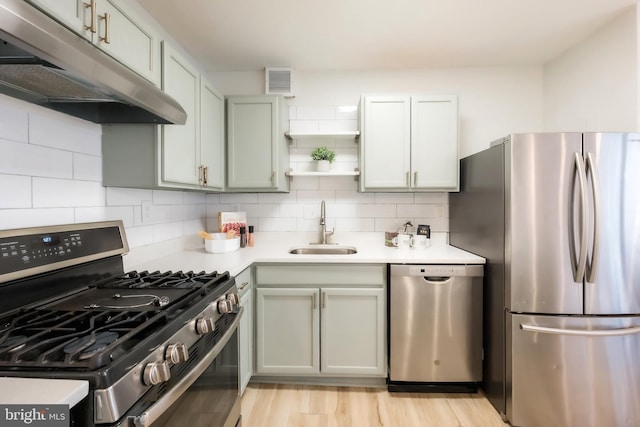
[423,276,451,283]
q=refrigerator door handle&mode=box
[569,152,588,283]
[521,323,640,337]
[585,152,600,283]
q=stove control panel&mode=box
[143,361,171,386]
[0,221,128,283]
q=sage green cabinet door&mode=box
[28,0,159,85]
[255,288,319,375]
[226,96,288,191]
[200,79,225,190]
[239,279,253,394]
[411,95,459,191]
[360,95,411,189]
[321,288,386,376]
[161,42,199,186]
[94,0,159,85]
[27,0,92,39]
[360,94,459,192]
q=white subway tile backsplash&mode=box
[295,106,336,120]
[318,119,358,133]
[33,178,105,208]
[219,193,259,205]
[0,208,74,229]
[278,204,304,218]
[124,225,154,248]
[152,222,184,243]
[184,192,207,204]
[0,139,73,179]
[297,190,335,203]
[74,206,135,227]
[243,203,280,218]
[335,106,358,120]
[0,99,29,142]
[357,203,396,218]
[153,190,184,205]
[73,153,102,182]
[107,187,153,206]
[397,203,444,218]
[414,193,449,204]
[259,217,297,232]
[375,193,415,204]
[29,112,101,156]
[289,120,319,134]
[335,217,375,232]
[0,174,31,208]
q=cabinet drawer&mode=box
[255,264,385,287]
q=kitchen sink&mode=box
[288,245,357,255]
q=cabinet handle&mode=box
[414,171,418,186]
[84,0,96,33]
[203,166,208,187]
[312,293,316,309]
[406,171,410,187]
[198,165,204,186]
[238,282,249,291]
[99,12,111,44]
[322,292,326,309]
[271,172,276,187]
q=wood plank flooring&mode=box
[241,383,508,427]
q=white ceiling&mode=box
[137,0,636,72]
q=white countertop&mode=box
[0,378,88,407]
[124,232,484,275]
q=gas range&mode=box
[0,221,242,427]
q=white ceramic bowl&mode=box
[204,237,240,253]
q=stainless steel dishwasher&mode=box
[388,264,484,392]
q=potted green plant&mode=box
[310,146,336,172]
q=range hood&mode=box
[0,0,186,124]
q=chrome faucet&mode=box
[320,200,335,244]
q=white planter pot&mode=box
[316,160,331,172]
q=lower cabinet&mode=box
[237,267,253,395]
[254,264,386,377]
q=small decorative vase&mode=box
[316,160,331,172]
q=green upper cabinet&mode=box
[161,42,199,187]
[102,42,224,192]
[226,96,289,192]
[200,79,225,191]
[360,94,459,192]
[27,0,160,85]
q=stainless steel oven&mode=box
[0,221,242,427]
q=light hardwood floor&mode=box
[241,383,508,427]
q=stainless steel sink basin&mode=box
[288,245,357,255]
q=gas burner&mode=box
[63,331,119,360]
[0,335,27,353]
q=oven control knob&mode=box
[217,299,233,314]
[143,361,171,386]
[226,292,240,306]
[165,343,189,364]
[195,316,215,334]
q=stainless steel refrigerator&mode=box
[449,133,640,427]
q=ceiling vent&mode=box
[265,67,294,97]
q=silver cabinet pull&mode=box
[203,166,208,187]
[322,292,326,309]
[271,171,276,187]
[237,282,249,291]
[405,171,410,187]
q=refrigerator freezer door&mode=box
[583,133,640,315]
[507,313,640,427]
[508,133,583,314]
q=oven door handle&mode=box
[130,307,244,427]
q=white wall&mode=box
[211,66,545,157]
[543,7,638,132]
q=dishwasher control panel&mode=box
[409,265,467,276]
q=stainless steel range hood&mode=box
[0,0,186,124]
